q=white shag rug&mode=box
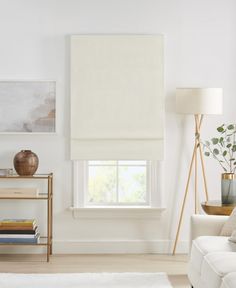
[0,273,172,288]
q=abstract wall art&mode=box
[0,81,56,133]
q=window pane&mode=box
[118,161,147,166]
[118,166,146,203]
[89,161,117,166]
[88,166,116,203]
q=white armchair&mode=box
[188,214,236,288]
[190,214,228,241]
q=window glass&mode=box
[87,161,148,205]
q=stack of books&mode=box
[0,219,40,244]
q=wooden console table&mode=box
[201,200,236,216]
[0,173,53,262]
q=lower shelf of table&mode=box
[0,237,51,246]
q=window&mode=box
[73,160,163,210]
[86,161,149,206]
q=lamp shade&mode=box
[176,88,223,115]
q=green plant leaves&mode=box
[213,148,219,155]
[212,138,218,145]
[227,124,235,130]
[217,126,224,132]
[204,123,236,173]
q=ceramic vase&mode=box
[221,173,236,204]
[13,150,39,176]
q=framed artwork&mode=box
[0,81,56,133]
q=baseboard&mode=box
[53,239,189,254]
[0,240,189,255]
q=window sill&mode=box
[69,206,166,219]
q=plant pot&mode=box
[221,173,236,204]
[13,150,39,176]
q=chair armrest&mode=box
[190,214,229,241]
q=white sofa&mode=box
[188,214,236,288]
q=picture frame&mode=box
[0,80,56,134]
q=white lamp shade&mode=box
[176,88,223,115]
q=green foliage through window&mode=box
[87,161,147,205]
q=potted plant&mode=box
[203,124,236,204]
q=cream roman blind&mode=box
[70,35,164,160]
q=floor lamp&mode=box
[172,88,223,255]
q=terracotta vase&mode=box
[13,150,39,176]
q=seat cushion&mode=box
[201,252,236,288]
[189,236,235,275]
[221,272,236,288]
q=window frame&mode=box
[84,161,150,207]
[73,160,164,210]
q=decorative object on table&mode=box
[201,200,236,216]
[222,173,236,204]
[203,124,236,204]
[13,150,39,176]
[0,168,13,177]
[0,81,56,133]
[173,87,223,254]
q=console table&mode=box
[0,173,53,262]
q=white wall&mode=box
[0,0,235,254]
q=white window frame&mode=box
[71,160,165,218]
[84,161,150,207]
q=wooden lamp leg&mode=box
[199,144,209,201]
[195,147,198,214]
[194,115,199,214]
[172,142,197,255]
[173,114,209,254]
[196,115,209,201]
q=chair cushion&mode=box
[201,252,236,288]
[220,207,236,236]
[221,272,236,288]
[229,230,236,243]
[189,236,236,275]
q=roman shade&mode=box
[70,35,164,160]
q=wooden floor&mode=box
[0,254,190,287]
